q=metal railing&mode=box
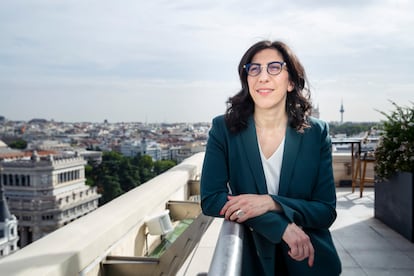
[207,220,244,276]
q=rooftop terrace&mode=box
[178,188,414,275]
[1,153,414,275]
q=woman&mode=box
[200,40,342,275]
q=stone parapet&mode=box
[0,152,205,276]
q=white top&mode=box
[258,137,285,195]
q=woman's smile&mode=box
[256,88,274,94]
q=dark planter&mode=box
[375,172,414,242]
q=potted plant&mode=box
[374,101,414,241]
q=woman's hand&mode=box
[282,222,314,267]
[219,194,281,222]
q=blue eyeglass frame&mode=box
[243,61,286,76]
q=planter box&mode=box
[375,172,414,242]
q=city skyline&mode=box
[1,0,413,123]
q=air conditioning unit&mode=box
[145,210,173,235]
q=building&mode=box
[0,151,101,247]
[170,142,206,163]
[119,138,169,161]
[312,104,320,119]
[0,183,18,258]
[119,140,142,157]
[0,140,25,161]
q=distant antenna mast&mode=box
[340,99,345,124]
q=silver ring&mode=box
[235,209,245,218]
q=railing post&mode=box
[208,220,244,276]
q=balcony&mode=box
[0,152,212,275]
[1,152,414,275]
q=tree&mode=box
[84,164,95,186]
[154,160,176,175]
[91,152,124,205]
[86,151,176,205]
[8,139,27,149]
[138,155,155,183]
[329,122,379,137]
[118,158,140,192]
[100,175,123,205]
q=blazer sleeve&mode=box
[200,116,231,217]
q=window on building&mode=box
[42,215,54,220]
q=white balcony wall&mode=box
[0,153,205,276]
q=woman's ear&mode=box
[287,81,295,92]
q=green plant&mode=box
[374,101,414,180]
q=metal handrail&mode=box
[208,220,244,276]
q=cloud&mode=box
[0,0,413,122]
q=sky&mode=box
[0,0,413,123]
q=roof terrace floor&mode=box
[178,187,414,276]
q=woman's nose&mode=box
[258,69,270,82]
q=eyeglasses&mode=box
[243,61,286,77]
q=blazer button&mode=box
[249,227,254,232]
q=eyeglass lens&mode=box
[245,61,284,76]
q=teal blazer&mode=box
[201,115,342,275]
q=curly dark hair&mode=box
[225,40,312,133]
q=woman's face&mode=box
[247,48,294,112]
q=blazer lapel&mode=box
[240,116,268,194]
[279,126,302,195]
